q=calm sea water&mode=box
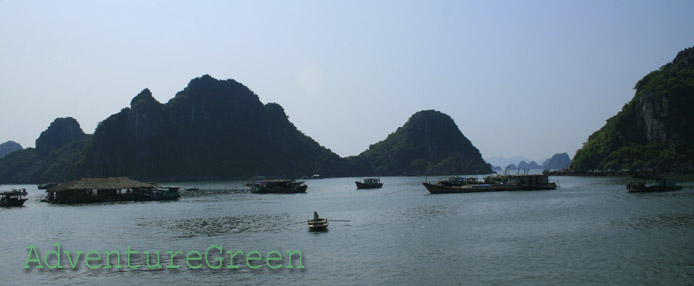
[2,175,694,285]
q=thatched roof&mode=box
[47,177,156,193]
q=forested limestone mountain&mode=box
[85,75,350,180]
[572,46,694,172]
[350,110,491,176]
[542,153,571,170]
[0,76,349,182]
[0,118,90,183]
[0,141,22,158]
[517,161,542,170]
[0,76,492,183]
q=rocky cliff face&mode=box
[633,47,694,146]
[637,91,670,144]
[572,46,694,171]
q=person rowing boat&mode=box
[308,211,328,231]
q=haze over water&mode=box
[2,176,694,285]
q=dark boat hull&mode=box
[124,193,181,201]
[355,181,383,189]
[628,185,682,193]
[0,198,27,207]
[252,184,307,194]
[423,182,557,194]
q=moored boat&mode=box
[355,178,383,189]
[0,188,28,207]
[38,183,58,190]
[128,186,181,201]
[424,174,557,194]
[248,179,307,193]
[308,218,328,231]
[627,175,682,193]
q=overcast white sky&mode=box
[1,0,692,162]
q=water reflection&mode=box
[144,214,295,238]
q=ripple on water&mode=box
[388,205,454,222]
[612,213,694,230]
[182,187,248,196]
[141,214,294,238]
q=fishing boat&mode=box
[355,177,383,189]
[437,176,480,187]
[423,174,557,194]
[0,188,28,207]
[128,186,182,201]
[248,179,307,193]
[184,187,200,191]
[627,175,682,193]
[308,218,328,231]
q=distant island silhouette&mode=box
[0,76,489,183]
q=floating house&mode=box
[45,177,178,203]
[424,174,557,194]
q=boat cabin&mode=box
[0,188,28,207]
[505,174,550,185]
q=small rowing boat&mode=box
[308,218,328,231]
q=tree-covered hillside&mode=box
[350,110,491,176]
[572,46,694,172]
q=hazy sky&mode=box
[1,0,692,162]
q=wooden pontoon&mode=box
[44,177,179,203]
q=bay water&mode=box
[1,175,693,285]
